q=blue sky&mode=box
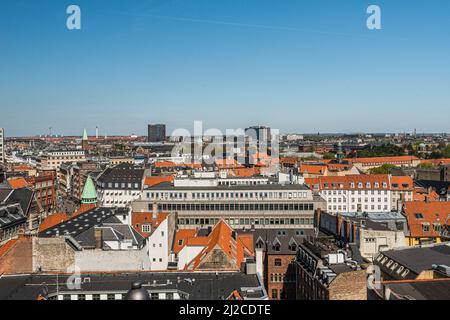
[1,0,449,136]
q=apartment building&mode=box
[295,236,367,300]
[345,156,420,172]
[142,176,326,229]
[305,175,413,214]
[96,163,146,207]
[37,150,86,170]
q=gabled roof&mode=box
[403,201,450,238]
[181,220,254,271]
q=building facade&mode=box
[37,150,86,170]
[143,177,325,229]
[148,124,166,143]
[306,175,413,214]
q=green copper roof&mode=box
[81,175,97,204]
[82,128,88,141]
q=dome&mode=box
[124,282,150,300]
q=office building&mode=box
[148,124,166,143]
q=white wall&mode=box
[146,218,170,271]
[177,246,204,270]
[74,248,150,272]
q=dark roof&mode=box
[0,203,27,229]
[0,272,266,300]
[97,163,145,189]
[38,207,128,246]
[6,187,34,215]
[415,180,450,196]
[249,228,314,254]
[379,244,450,276]
[0,188,13,203]
[385,280,450,300]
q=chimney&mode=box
[94,228,103,249]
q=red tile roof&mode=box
[299,164,327,175]
[390,176,414,191]
[144,176,174,187]
[346,156,419,165]
[403,201,450,238]
[305,174,391,190]
[173,229,198,253]
[185,220,253,271]
[7,177,30,189]
[131,212,169,238]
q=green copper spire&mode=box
[81,175,97,204]
[82,128,88,141]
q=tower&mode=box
[81,175,97,206]
[82,128,89,150]
[336,141,344,164]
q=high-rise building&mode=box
[147,124,166,143]
[0,128,4,164]
[245,126,271,144]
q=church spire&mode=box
[81,175,97,205]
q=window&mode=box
[415,213,424,219]
[142,225,151,233]
[166,293,174,300]
[107,294,115,300]
[92,294,101,300]
[150,293,159,300]
[274,258,282,266]
[271,289,278,299]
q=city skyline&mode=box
[1,0,450,136]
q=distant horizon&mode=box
[2,1,450,136]
[3,129,449,139]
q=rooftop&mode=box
[0,271,266,300]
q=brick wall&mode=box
[328,269,367,300]
[32,237,75,272]
[0,237,33,274]
[267,254,296,300]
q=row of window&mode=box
[323,190,389,196]
[178,217,314,226]
[328,197,388,203]
[322,182,389,189]
[270,273,295,283]
[157,202,315,212]
[328,204,389,211]
[56,292,174,300]
[147,191,309,200]
[103,182,140,189]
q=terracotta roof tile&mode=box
[403,201,450,238]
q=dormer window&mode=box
[415,213,424,219]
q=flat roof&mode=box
[0,272,265,300]
[147,181,310,191]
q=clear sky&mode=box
[1,0,449,137]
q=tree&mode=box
[368,164,396,174]
[417,163,435,169]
